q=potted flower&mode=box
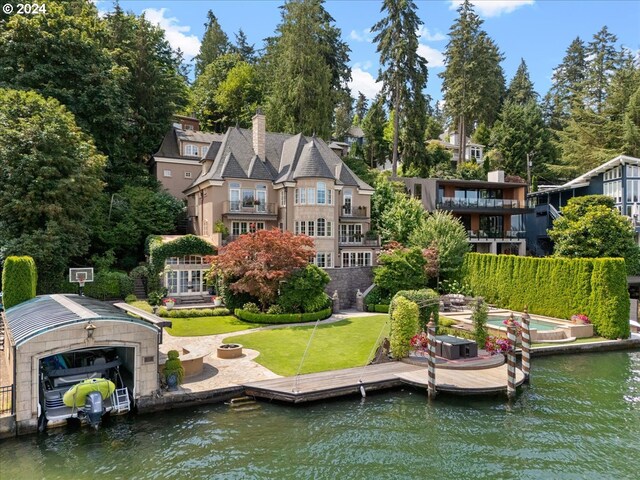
[410,331,429,356]
[163,297,176,310]
[484,335,513,356]
[211,295,222,307]
[570,314,591,324]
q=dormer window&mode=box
[184,144,199,157]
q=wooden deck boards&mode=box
[243,362,526,402]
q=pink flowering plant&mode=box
[502,317,523,337]
[484,335,513,355]
[410,331,429,355]
[571,314,591,324]
[163,298,176,305]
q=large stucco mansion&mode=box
[152,112,379,273]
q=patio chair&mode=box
[440,296,452,312]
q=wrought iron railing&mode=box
[341,205,369,218]
[0,384,14,414]
[438,197,524,209]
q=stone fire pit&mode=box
[217,343,243,359]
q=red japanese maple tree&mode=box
[208,229,315,309]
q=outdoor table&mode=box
[435,335,477,360]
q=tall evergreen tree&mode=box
[333,92,353,140]
[354,92,368,123]
[440,0,505,166]
[543,37,587,130]
[624,85,640,157]
[231,28,257,63]
[194,10,229,77]
[584,26,621,114]
[506,58,537,105]
[371,0,428,176]
[263,0,349,138]
[362,94,389,168]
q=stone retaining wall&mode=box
[324,267,374,309]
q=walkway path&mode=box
[159,310,382,393]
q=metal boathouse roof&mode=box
[3,294,164,347]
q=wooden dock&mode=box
[243,361,526,403]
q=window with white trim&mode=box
[317,182,326,204]
[342,251,372,267]
[184,144,199,156]
[317,218,325,237]
[307,188,316,205]
[314,252,333,268]
[184,171,192,179]
[232,221,265,235]
[307,220,315,236]
[343,188,353,215]
[339,224,362,243]
[280,189,287,207]
[300,188,307,205]
[327,189,333,205]
[163,169,172,178]
[229,182,241,211]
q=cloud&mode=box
[142,8,201,58]
[349,28,373,43]
[449,1,535,18]
[418,44,445,68]
[417,26,446,42]
[348,67,382,99]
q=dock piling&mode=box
[506,314,517,400]
[426,315,437,400]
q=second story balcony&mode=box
[438,197,526,210]
[467,230,526,240]
[338,233,380,247]
[340,205,369,220]
[223,201,277,218]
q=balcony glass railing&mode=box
[467,230,526,240]
[438,197,523,209]
[223,201,276,215]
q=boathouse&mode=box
[1,294,168,435]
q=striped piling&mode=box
[521,307,531,382]
[426,316,437,400]
[506,313,517,399]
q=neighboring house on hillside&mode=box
[182,112,379,270]
[438,131,484,164]
[527,155,640,256]
[329,125,365,159]
[150,115,224,198]
[400,170,531,255]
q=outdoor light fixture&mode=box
[85,322,96,339]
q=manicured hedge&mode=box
[462,253,630,339]
[84,271,134,300]
[2,256,37,309]
[389,289,440,330]
[390,297,419,358]
[234,307,332,324]
[372,304,390,313]
[160,308,231,318]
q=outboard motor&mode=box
[84,391,104,429]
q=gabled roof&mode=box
[186,126,373,192]
[153,127,223,161]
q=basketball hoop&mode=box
[69,268,94,296]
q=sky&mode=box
[99,0,640,104]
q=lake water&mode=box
[1,351,639,479]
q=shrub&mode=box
[160,308,230,318]
[1,256,37,309]
[471,297,489,347]
[243,302,260,313]
[234,307,332,324]
[364,285,391,307]
[437,326,475,340]
[276,265,330,313]
[438,318,457,328]
[125,294,138,303]
[374,246,430,297]
[219,281,259,311]
[84,271,134,300]
[147,291,164,307]
[267,304,284,315]
[390,297,419,359]
[373,304,390,313]
[164,350,184,385]
[390,289,440,330]
[463,253,630,339]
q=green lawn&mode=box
[166,316,257,336]
[224,314,390,376]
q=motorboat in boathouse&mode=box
[1,294,169,434]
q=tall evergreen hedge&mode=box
[389,289,440,330]
[462,253,630,339]
[2,256,37,309]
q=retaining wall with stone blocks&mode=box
[324,267,374,309]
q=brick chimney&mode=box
[252,109,266,159]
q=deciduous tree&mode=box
[210,229,315,309]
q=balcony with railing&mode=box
[438,197,526,210]
[340,205,369,220]
[467,230,526,240]
[338,233,380,247]
[222,201,277,217]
